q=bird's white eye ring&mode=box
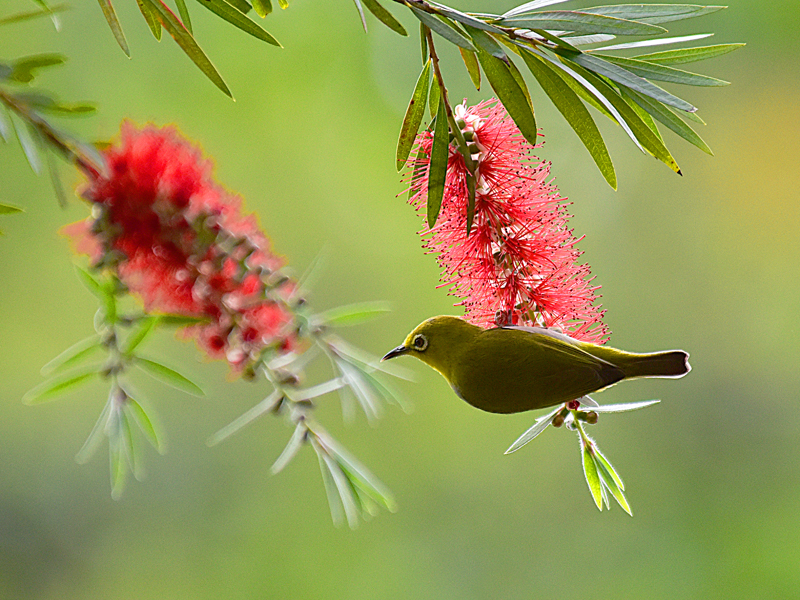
[412,334,428,351]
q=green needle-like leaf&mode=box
[314,301,392,327]
[12,117,42,175]
[396,59,431,171]
[251,0,272,17]
[271,422,307,474]
[0,4,69,26]
[521,49,616,189]
[74,265,106,300]
[8,54,65,83]
[361,0,406,35]
[125,396,161,451]
[581,4,724,25]
[136,0,162,39]
[505,405,562,454]
[635,43,745,66]
[133,356,204,396]
[141,0,232,98]
[194,0,280,46]
[596,54,729,87]
[565,52,696,112]
[427,95,449,229]
[41,335,103,375]
[352,0,367,32]
[622,87,712,155]
[502,0,571,19]
[591,399,660,413]
[459,48,481,89]
[582,443,603,510]
[313,440,345,526]
[429,2,502,34]
[598,33,712,52]
[409,7,475,52]
[428,76,441,119]
[499,11,666,36]
[475,46,538,147]
[76,397,112,464]
[23,369,102,405]
[594,451,631,515]
[0,203,23,214]
[96,0,130,57]
[207,390,282,445]
[175,0,192,32]
[464,24,505,60]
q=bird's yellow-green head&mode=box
[382,316,480,380]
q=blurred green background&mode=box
[1,1,798,598]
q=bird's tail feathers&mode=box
[623,350,691,379]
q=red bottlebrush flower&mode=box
[68,122,296,369]
[408,100,609,344]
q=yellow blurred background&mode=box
[1,1,798,598]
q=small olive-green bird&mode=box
[382,316,690,414]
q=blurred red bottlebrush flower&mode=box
[67,122,296,369]
[408,100,609,344]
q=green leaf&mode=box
[0,4,69,26]
[598,33,712,51]
[121,316,159,356]
[336,358,382,421]
[475,46,538,146]
[565,51,696,112]
[194,0,280,46]
[175,0,192,33]
[563,33,615,46]
[0,106,11,142]
[312,440,345,526]
[528,28,581,52]
[624,90,663,143]
[352,0,367,32]
[521,49,616,189]
[136,0,162,39]
[11,116,42,174]
[152,314,209,328]
[635,43,745,66]
[593,449,631,515]
[271,422,308,474]
[96,0,130,56]
[0,203,23,214]
[41,335,103,376]
[428,1,502,34]
[277,0,289,8]
[427,94,449,229]
[459,48,481,89]
[140,0,232,98]
[361,0,406,36]
[505,52,533,110]
[23,368,101,405]
[420,22,429,63]
[314,301,392,327]
[133,356,204,396]
[505,405,563,454]
[559,57,681,172]
[499,11,667,36]
[109,424,128,499]
[591,399,660,413]
[8,54,65,83]
[251,0,272,17]
[409,7,475,52]
[581,4,724,25]
[622,87,712,155]
[43,140,67,207]
[582,443,603,510]
[502,0,570,19]
[207,390,282,445]
[428,76,441,119]
[396,59,431,170]
[464,24,505,60]
[74,265,106,301]
[76,396,112,464]
[124,396,161,451]
[596,54,729,87]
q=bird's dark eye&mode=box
[412,334,428,351]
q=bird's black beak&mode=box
[381,345,409,361]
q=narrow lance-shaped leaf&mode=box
[361,0,407,36]
[420,22,429,64]
[12,117,42,174]
[207,390,282,445]
[582,442,603,510]
[624,91,663,143]
[74,265,106,301]
[560,57,681,173]
[498,11,667,36]
[564,51,696,112]
[76,396,112,464]
[427,94,449,229]
[175,0,192,32]
[251,0,272,17]
[409,7,475,52]
[621,87,712,155]
[396,59,431,171]
[40,334,103,375]
[8,54,65,84]
[0,5,69,27]
[580,4,724,25]
[596,54,729,87]
[140,0,232,98]
[96,0,130,56]
[312,439,345,526]
[520,49,616,189]
[475,46,538,147]
[0,203,23,215]
[428,1,502,34]
[593,451,631,515]
[505,405,563,453]
[133,356,204,396]
[194,0,281,46]
[598,33,712,52]
[0,107,11,142]
[23,369,102,405]
[352,0,367,32]
[271,421,308,474]
[428,76,441,119]
[124,396,161,451]
[136,0,162,39]
[314,301,392,327]
[459,48,481,89]
[590,399,660,413]
[464,24,505,60]
[635,43,745,66]
[501,0,571,19]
